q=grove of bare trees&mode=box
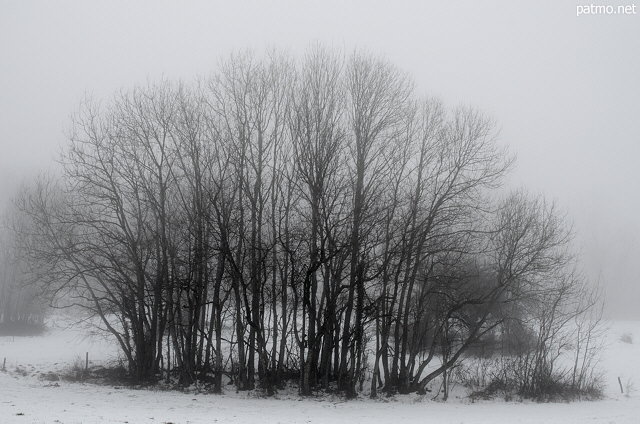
[5,46,604,399]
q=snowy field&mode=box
[1,319,640,424]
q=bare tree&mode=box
[288,44,349,394]
[0,222,45,333]
[339,49,415,397]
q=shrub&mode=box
[620,332,634,344]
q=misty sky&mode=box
[1,1,638,318]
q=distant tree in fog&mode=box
[0,226,45,333]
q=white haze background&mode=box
[1,0,639,318]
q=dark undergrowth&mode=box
[26,358,606,403]
[468,375,604,403]
[0,320,47,336]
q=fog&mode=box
[1,0,638,318]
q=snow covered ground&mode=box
[1,319,640,424]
